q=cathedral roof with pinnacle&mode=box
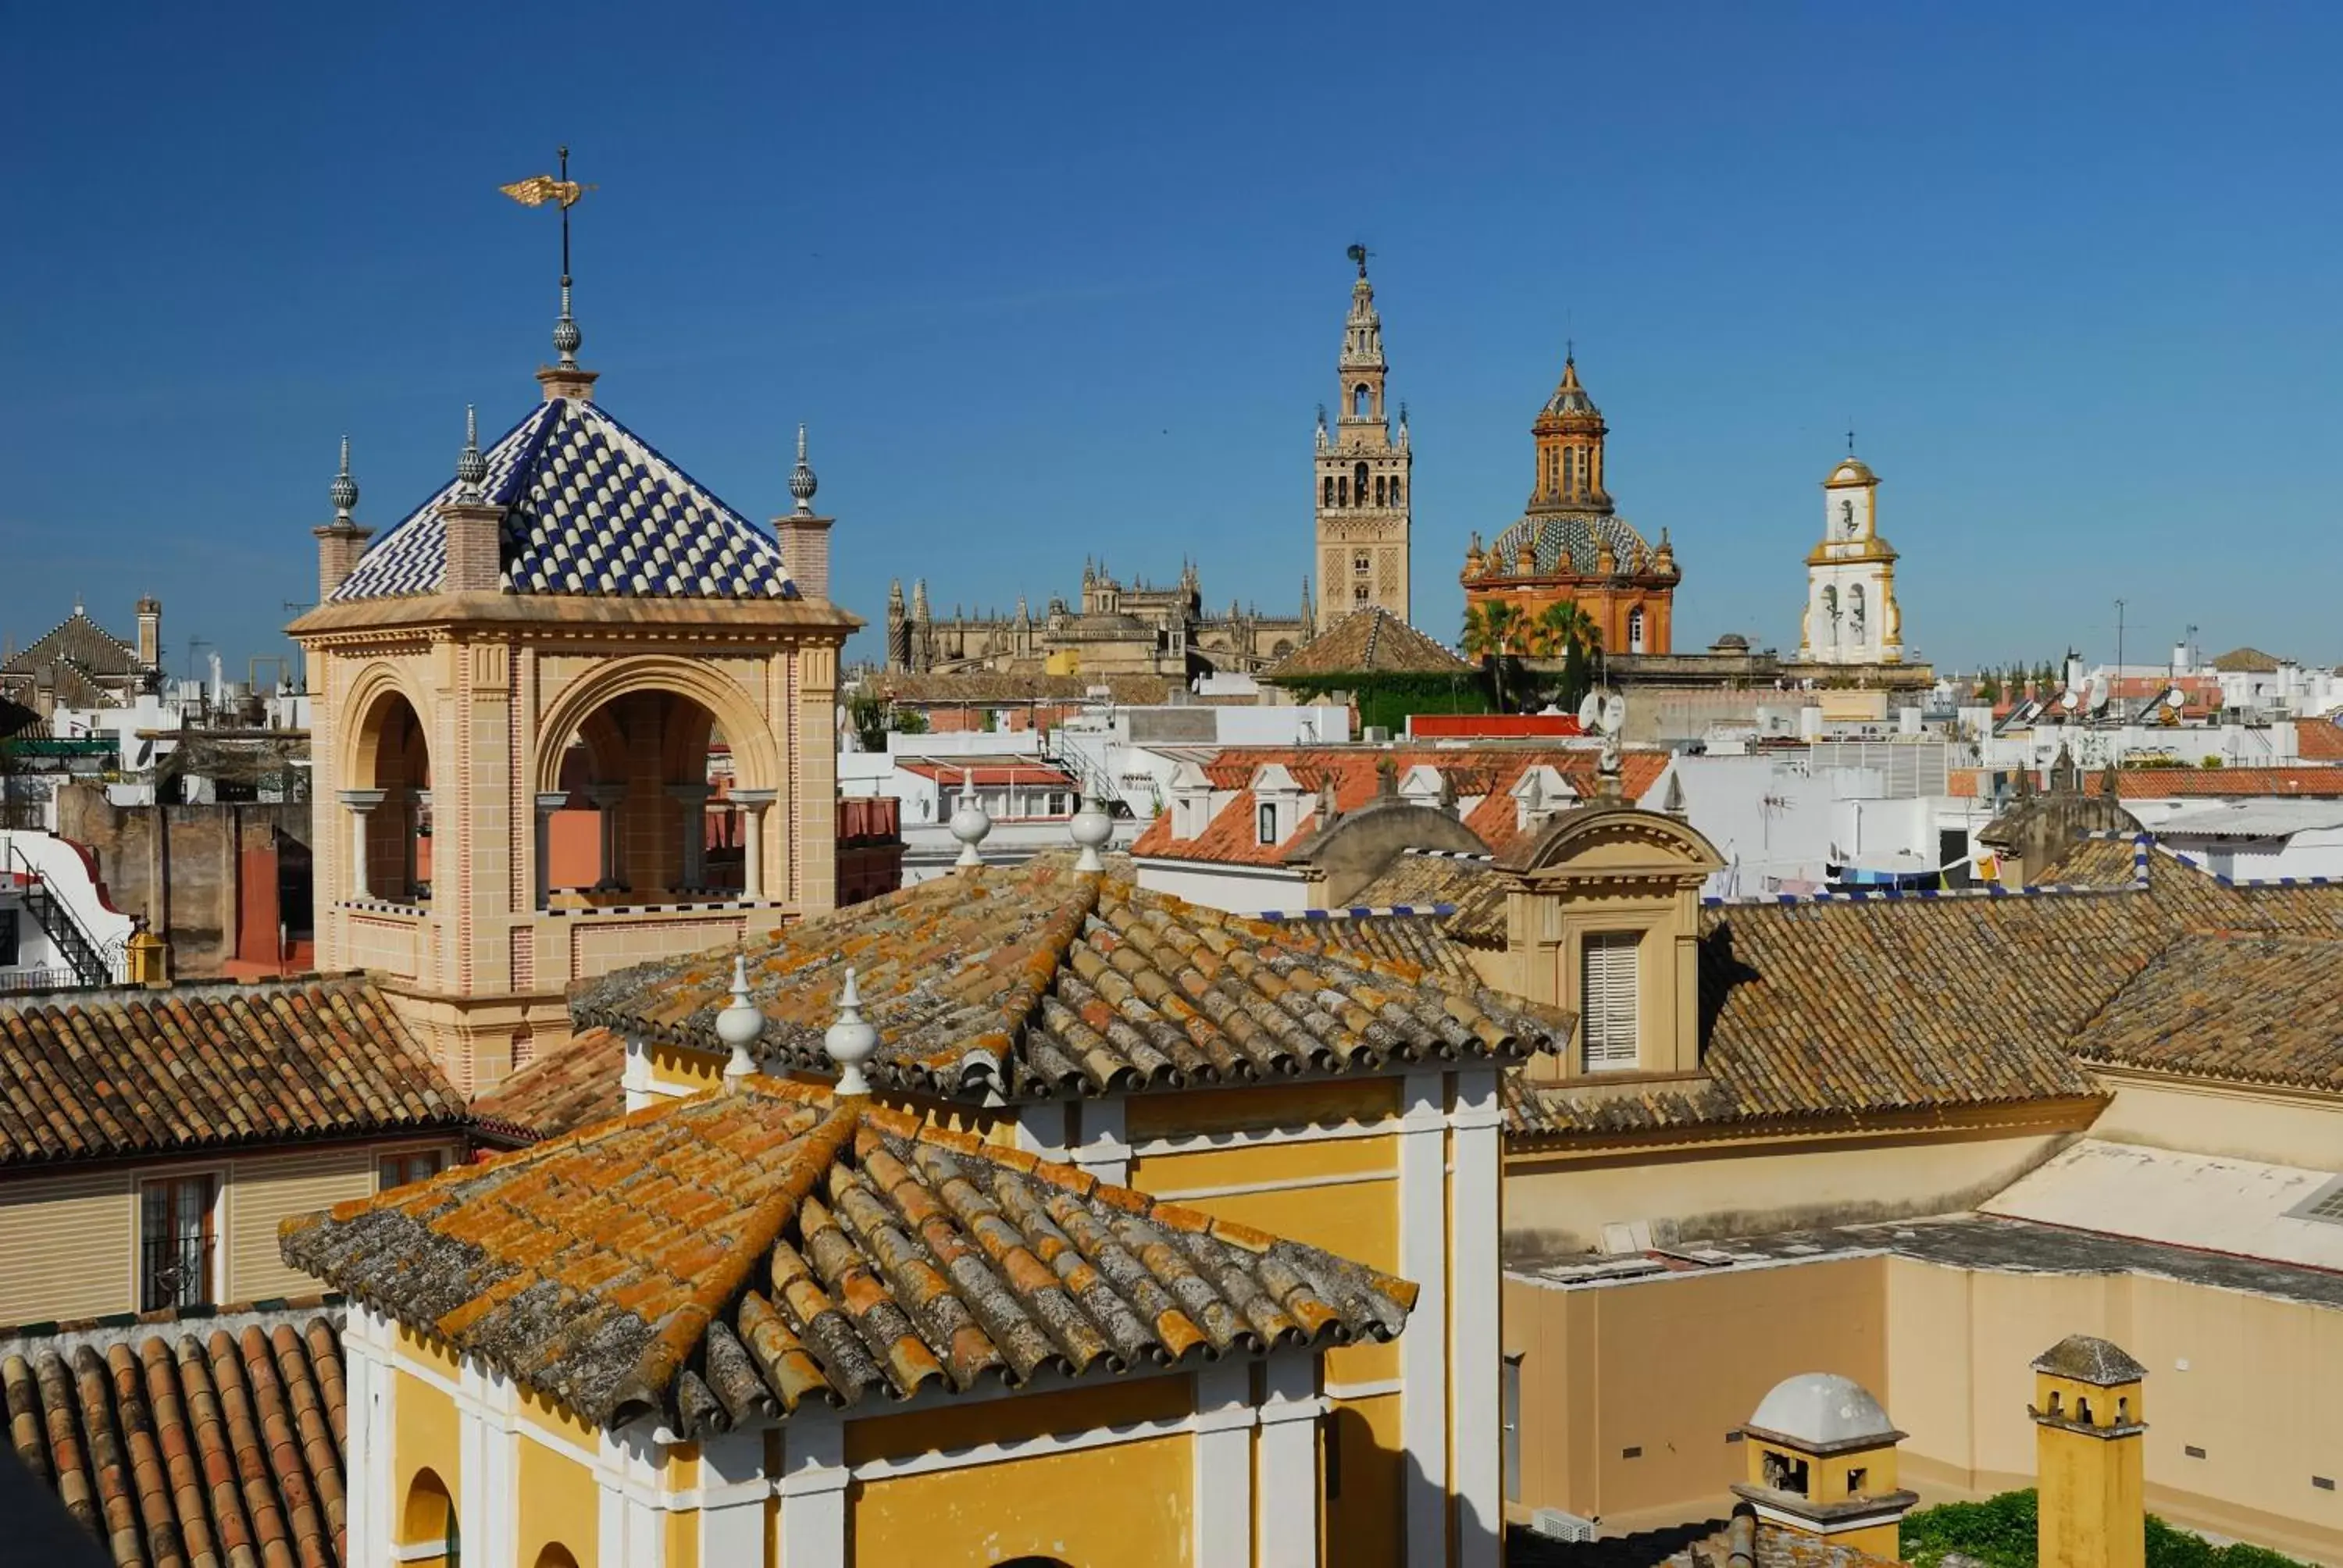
[330,396,797,602]
[1539,357,1601,421]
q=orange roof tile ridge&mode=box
[602,1091,862,1424]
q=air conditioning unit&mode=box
[1531,1509,1599,1543]
[1363,725,1392,744]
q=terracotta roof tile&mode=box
[0,1302,346,1567]
[1261,608,1473,680]
[471,1026,627,1145]
[2087,767,2343,799]
[0,978,464,1168]
[1516,835,2343,1138]
[2295,718,2343,761]
[1129,745,1667,867]
[282,1087,1417,1436]
[567,858,1565,1102]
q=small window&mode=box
[1257,802,1278,844]
[1580,933,1640,1071]
[141,1174,216,1311]
[1628,607,1647,654]
[1762,1450,1810,1495]
[1353,584,1371,604]
[0,907,17,967]
[1846,1466,1868,1495]
[380,1150,445,1191]
[1353,383,1371,418]
[1353,552,1372,575]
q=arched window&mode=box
[1322,476,1334,509]
[1337,476,1349,508]
[1374,475,1385,506]
[402,1470,457,1567]
[1390,477,1403,506]
[1628,607,1646,654]
[534,1548,580,1568]
[1354,461,1369,505]
[1353,383,1372,418]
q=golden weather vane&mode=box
[500,146,597,366]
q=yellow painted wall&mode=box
[2088,1074,2343,1170]
[1503,1122,2082,1259]
[393,1367,462,1539]
[2038,1420,2144,1568]
[851,1432,1192,1567]
[1327,1388,1403,1568]
[1507,1248,2343,1563]
[519,1431,601,1568]
[1502,1257,1887,1532]
[1125,1078,1398,1142]
[0,1168,133,1320]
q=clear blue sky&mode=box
[6,2,2340,682]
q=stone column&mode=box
[587,783,627,892]
[730,789,777,900]
[666,784,712,890]
[533,793,570,908]
[407,788,431,900]
[339,789,386,901]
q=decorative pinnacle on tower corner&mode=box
[790,423,818,515]
[455,405,487,501]
[330,436,358,523]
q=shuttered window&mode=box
[1580,932,1641,1071]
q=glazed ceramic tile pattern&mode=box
[2,1303,347,1567]
[330,397,796,602]
[281,1084,1417,1437]
[0,979,463,1167]
[567,857,1566,1099]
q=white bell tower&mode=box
[1798,451,1903,665]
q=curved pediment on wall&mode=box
[1495,802,1724,882]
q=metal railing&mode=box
[0,966,82,994]
[140,1231,214,1312]
[5,842,116,988]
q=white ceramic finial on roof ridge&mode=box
[826,967,878,1096]
[950,768,991,869]
[1069,793,1113,872]
[715,951,762,1083]
[454,404,487,502]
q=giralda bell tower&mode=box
[1314,245,1413,625]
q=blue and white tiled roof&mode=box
[331,397,797,601]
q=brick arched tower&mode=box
[290,319,858,1091]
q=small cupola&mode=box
[1733,1373,1917,1561]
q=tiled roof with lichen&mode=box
[567,857,1567,1102]
[469,1025,628,1145]
[0,978,465,1168]
[1514,835,2343,1139]
[867,670,1172,706]
[281,1084,1415,1438]
[2,1302,347,1567]
[1261,608,1472,680]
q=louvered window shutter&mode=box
[1580,933,1641,1071]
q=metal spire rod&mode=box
[558,144,572,287]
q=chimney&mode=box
[1733,1373,1917,1563]
[135,597,162,670]
[771,422,834,602]
[2031,1336,2148,1568]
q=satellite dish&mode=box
[2059,691,2079,711]
[1601,693,1628,734]
[2164,690,2184,709]
[1577,691,1602,731]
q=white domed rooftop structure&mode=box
[1746,1373,1900,1451]
[1825,456,1878,487]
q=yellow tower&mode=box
[2031,1335,2149,1568]
[1732,1373,1919,1561]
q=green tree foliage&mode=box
[1460,600,1528,712]
[1900,1491,2304,1568]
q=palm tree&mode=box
[1522,600,1603,712]
[1461,600,1527,711]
